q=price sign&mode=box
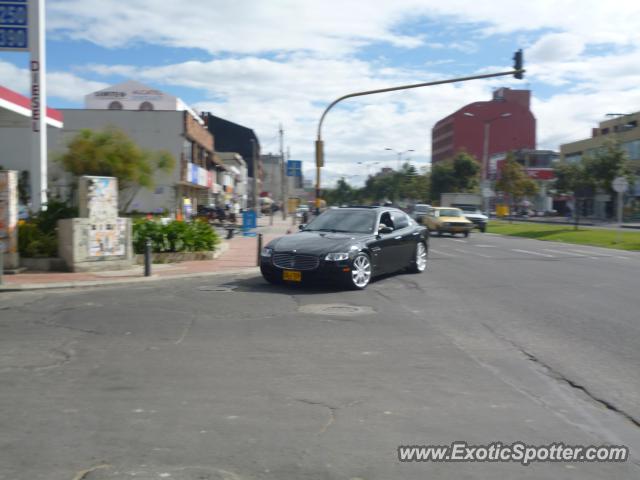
[0,0,28,51]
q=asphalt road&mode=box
[1,233,639,479]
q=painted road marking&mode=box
[511,249,555,258]
[430,248,454,257]
[453,248,493,259]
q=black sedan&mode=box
[259,207,429,289]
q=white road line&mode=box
[452,239,467,243]
[453,248,493,259]
[511,249,555,258]
[542,248,584,256]
[430,248,454,257]
[568,248,611,257]
[475,244,497,248]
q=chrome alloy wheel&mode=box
[351,254,372,289]
[416,242,427,272]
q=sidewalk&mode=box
[0,215,294,292]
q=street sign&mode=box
[612,176,629,193]
[287,160,302,177]
[0,0,28,51]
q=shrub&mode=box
[18,198,77,258]
[132,219,220,254]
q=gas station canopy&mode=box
[0,85,63,128]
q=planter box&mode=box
[134,242,228,265]
[20,257,68,272]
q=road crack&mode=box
[482,323,640,429]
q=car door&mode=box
[391,211,416,266]
[369,211,397,274]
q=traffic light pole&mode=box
[314,63,525,209]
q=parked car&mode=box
[259,206,429,289]
[422,207,474,237]
[452,204,488,232]
[410,203,432,223]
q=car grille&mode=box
[468,218,485,225]
[273,253,320,271]
[448,222,470,227]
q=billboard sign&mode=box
[0,0,28,51]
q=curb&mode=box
[0,267,260,292]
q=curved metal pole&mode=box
[314,68,524,209]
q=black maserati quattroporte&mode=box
[259,206,429,289]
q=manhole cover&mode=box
[197,284,237,292]
[298,303,374,316]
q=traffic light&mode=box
[513,49,524,79]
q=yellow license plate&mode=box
[283,270,302,282]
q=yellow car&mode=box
[422,207,474,237]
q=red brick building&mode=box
[431,88,536,177]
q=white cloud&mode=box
[0,60,108,102]
[528,33,585,64]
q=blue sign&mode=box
[242,210,257,237]
[287,160,302,177]
[0,1,28,51]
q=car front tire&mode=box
[408,241,428,273]
[346,253,372,290]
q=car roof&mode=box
[433,206,461,210]
[336,206,404,214]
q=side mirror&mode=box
[298,224,307,231]
[378,225,394,235]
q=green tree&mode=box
[57,127,175,212]
[495,153,538,217]
[584,139,633,196]
[553,162,594,229]
[430,152,480,203]
[325,177,356,206]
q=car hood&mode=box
[271,231,365,255]
[439,216,472,223]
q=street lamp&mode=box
[463,111,512,214]
[385,148,414,170]
[357,161,380,176]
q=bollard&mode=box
[144,238,152,277]
[257,233,263,267]
[226,227,234,240]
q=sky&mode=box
[2,0,640,186]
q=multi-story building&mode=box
[489,149,559,212]
[431,88,536,174]
[217,152,248,210]
[48,81,226,215]
[201,113,262,210]
[560,112,640,219]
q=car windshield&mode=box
[439,209,462,217]
[304,209,376,233]
[454,205,479,213]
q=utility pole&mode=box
[279,124,288,219]
[251,139,259,216]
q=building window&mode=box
[565,153,582,164]
[623,139,640,161]
[139,101,154,111]
[108,101,123,110]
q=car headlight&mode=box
[325,252,349,261]
[261,247,273,257]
